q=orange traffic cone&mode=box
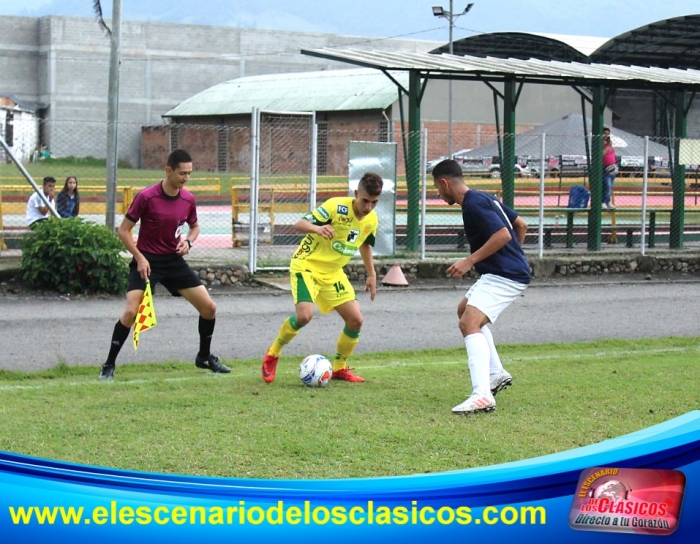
[382,264,409,286]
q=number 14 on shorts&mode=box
[333,281,346,296]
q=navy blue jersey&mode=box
[461,190,531,284]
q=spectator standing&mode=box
[26,176,56,227]
[602,127,617,210]
[56,176,80,218]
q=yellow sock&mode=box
[268,316,302,357]
[333,326,360,371]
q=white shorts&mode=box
[465,273,528,324]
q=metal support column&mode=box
[405,70,422,251]
[670,90,688,249]
[587,85,605,251]
[501,79,516,208]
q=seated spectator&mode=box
[32,144,52,162]
[57,175,80,218]
[26,176,56,228]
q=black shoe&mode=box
[99,364,115,380]
[195,353,230,373]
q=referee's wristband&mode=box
[185,239,193,249]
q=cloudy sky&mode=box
[1,0,698,43]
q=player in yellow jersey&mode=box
[261,172,383,383]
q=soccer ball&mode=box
[299,354,333,387]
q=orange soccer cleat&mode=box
[261,353,279,383]
[331,367,365,383]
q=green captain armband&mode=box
[302,212,329,226]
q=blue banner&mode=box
[1,411,698,543]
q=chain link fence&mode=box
[3,117,700,265]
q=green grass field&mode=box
[0,337,697,480]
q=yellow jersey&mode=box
[290,197,378,279]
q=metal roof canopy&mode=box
[429,15,700,71]
[591,15,700,70]
[301,47,698,251]
[431,32,605,61]
[301,48,700,89]
[164,68,410,118]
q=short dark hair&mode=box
[358,172,383,197]
[42,176,56,186]
[167,149,192,169]
[432,159,463,179]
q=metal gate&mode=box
[249,108,317,272]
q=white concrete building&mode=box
[0,96,39,164]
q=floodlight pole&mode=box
[433,2,474,157]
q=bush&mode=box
[21,218,128,294]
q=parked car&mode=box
[546,154,589,177]
[620,155,670,176]
[458,155,532,178]
[425,148,473,173]
[427,151,532,178]
[543,154,670,177]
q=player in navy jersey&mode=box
[99,149,230,380]
[432,159,531,414]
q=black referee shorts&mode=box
[127,252,202,296]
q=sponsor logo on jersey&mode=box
[293,234,316,258]
[331,241,357,256]
[337,215,353,224]
[316,207,330,220]
[347,229,359,243]
[337,205,349,215]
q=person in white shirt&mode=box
[26,176,56,227]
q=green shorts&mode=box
[290,267,356,314]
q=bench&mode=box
[518,207,700,248]
[0,227,31,252]
[534,225,648,248]
[518,207,651,249]
[396,226,466,249]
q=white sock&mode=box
[481,325,503,374]
[464,333,491,397]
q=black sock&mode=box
[198,316,216,358]
[105,320,131,366]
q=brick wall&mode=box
[140,126,169,170]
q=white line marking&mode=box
[0,345,696,392]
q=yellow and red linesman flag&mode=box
[133,281,157,351]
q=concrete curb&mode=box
[4,254,700,294]
[252,272,700,293]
